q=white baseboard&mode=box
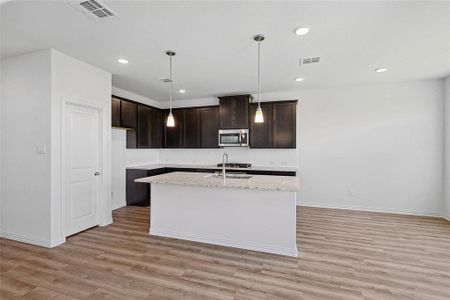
[0,231,52,248]
[444,213,450,222]
[298,202,442,218]
[50,237,66,248]
[150,228,298,257]
[100,217,113,227]
[112,202,126,210]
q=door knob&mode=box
[94,171,100,176]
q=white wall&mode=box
[1,50,53,246]
[112,129,126,210]
[0,59,3,233]
[1,49,112,247]
[50,50,112,245]
[297,81,443,216]
[154,79,445,216]
[444,76,450,220]
[159,149,296,167]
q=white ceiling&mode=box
[1,1,449,101]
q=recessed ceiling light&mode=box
[295,77,304,82]
[293,26,311,36]
[178,89,186,94]
[375,67,387,73]
[117,58,128,64]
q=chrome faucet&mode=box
[222,152,229,181]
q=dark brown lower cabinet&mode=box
[250,101,297,148]
[126,169,149,206]
[200,106,219,148]
[126,168,166,206]
[126,167,296,206]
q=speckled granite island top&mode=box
[136,171,299,192]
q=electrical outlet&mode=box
[348,189,355,197]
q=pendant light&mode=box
[254,34,265,123]
[166,50,176,127]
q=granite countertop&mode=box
[126,163,297,173]
[135,171,299,192]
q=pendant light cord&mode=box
[169,55,173,114]
[257,40,261,108]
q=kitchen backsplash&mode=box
[158,148,297,167]
[114,129,297,168]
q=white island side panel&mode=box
[150,183,298,257]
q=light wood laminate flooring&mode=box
[1,206,449,299]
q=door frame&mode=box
[61,98,106,240]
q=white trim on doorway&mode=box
[57,97,111,244]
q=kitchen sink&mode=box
[204,173,253,179]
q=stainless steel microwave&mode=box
[218,129,249,147]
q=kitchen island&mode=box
[136,172,299,257]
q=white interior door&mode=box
[64,103,101,236]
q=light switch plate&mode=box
[36,144,47,154]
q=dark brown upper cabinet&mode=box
[272,101,296,148]
[163,109,184,148]
[149,108,163,148]
[162,106,218,149]
[113,94,296,150]
[137,105,162,149]
[249,100,297,149]
[183,108,200,148]
[112,97,121,127]
[126,131,137,149]
[112,96,161,149]
[120,99,138,149]
[219,95,251,129]
[120,100,138,129]
[137,104,151,148]
[200,106,219,148]
[249,103,272,148]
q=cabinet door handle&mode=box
[94,171,100,176]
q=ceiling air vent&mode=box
[160,78,174,83]
[300,57,320,66]
[69,0,116,20]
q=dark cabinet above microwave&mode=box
[218,94,252,129]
